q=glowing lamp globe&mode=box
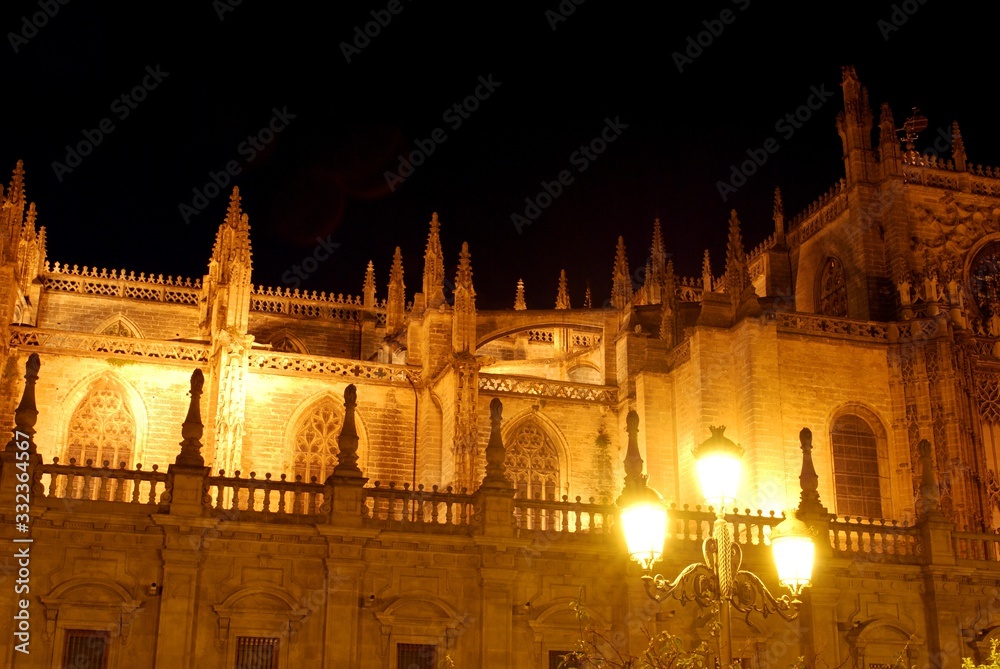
[770,515,815,597]
[618,484,668,571]
[693,426,744,510]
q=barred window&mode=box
[831,415,883,518]
[819,257,848,317]
[235,636,278,669]
[550,650,580,668]
[66,380,135,467]
[62,629,109,669]
[293,399,343,484]
[970,241,1000,321]
[505,422,560,500]
[397,643,436,669]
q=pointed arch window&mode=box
[970,240,1000,321]
[270,335,306,354]
[831,414,883,518]
[505,422,560,500]
[819,257,848,317]
[100,318,139,338]
[66,379,136,467]
[293,400,343,483]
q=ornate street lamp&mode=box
[617,413,815,666]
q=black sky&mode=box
[4,1,998,309]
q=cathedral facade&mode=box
[3,67,1000,667]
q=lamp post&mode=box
[617,413,815,666]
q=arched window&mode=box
[66,379,136,467]
[293,399,343,483]
[505,422,560,500]
[819,257,848,317]
[831,414,883,518]
[270,333,307,354]
[970,240,1000,321]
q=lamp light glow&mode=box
[618,484,668,571]
[770,515,815,597]
[693,426,744,510]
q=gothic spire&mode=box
[583,281,592,309]
[773,188,785,247]
[422,212,446,309]
[724,210,749,298]
[952,120,967,171]
[555,269,570,309]
[660,259,676,347]
[452,242,476,353]
[514,278,526,310]
[648,218,666,301]
[363,260,376,309]
[387,246,406,335]
[701,249,713,293]
[611,236,631,310]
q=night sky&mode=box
[4,2,998,309]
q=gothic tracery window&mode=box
[66,380,136,467]
[101,319,137,337]
[505,422,560,500]
[819,257,848,317]
[970,241,1000,322]
[271,335,305,354]
[293,400,343,483]
[831,414,883,519]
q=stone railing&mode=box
[206,471,328,519]
[250,285,387,325]
[37,458,169,509]
[829,516,922,563]
[42,263,201,306]
[768,312,889,342]
[247,351,417,385]
[784,180,848,246]
[954,529,1000,562]
[478,374,617,404]
[665,339,691,370]
[364,482,475,532]
[10,327,210,363]
[513,495,615,535]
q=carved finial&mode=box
[611,236,631,310]
[514,278,526,310]
[917,439,941,515]
[387,247,406,335]
[623,410,644,486]
[773,188,785,246]
[422,213,446,309]
[363,260,376,308]
[5,353,40,454]
[456,242,473,288]
[701,249,713,293]
[583,281,593,309]
[796,427,828,517]
[332,384,362,478]
[555,269,570,309]
[951,121,967,172]
[481,398,510,488]
[7,160,25,203]
[175,369,206,467]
